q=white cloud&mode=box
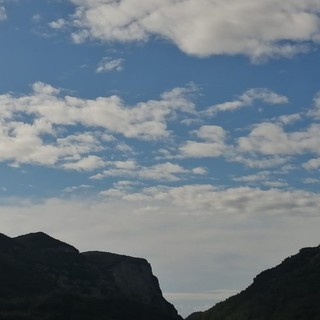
[139,162,187,181]
[262,180,288,188]
[231,155,290,169]
[101,183,320,216]
[32,82,60,95]
[180,141,227,158]
[225,106,320,171]
[307,92,320,119]
[275,113,302,125]
[204,88,288,116]
[0,5,7,21]
[303,158,320,170]
[180,125,228,158]
[0,118,102,166]
[49,18,66,30]
[0,82,317,174]
[194,125,227,141]
[180,118,203,126]
[233,172,270,183]
[21,82,195,140]
[233,171,288,188]
[303,178,320,184]
[62,155,106,171]
[63,184,93,193]
[192,167,207,175]
[32,14,42,22]
[238,123,320,156]
[0,82,197,167]
[114,180,141,188]
[96,57,124,72]
[67,0,320,60]
[92,161,203,181]
[0,122,103,167]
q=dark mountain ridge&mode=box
[186,244,320,320]
[0,232,182,320]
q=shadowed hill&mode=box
[186,245,320,320]
[0,232,182,320]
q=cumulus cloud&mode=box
[24,82,195,139]
[179,125,228,158]
[275,113,302,125]
[49,18,66,30]
[303,158,320,170]
[2,82,195,139]
[0,82,318,175]
[65,0,320,61]
[0,107,102,167]
[62,155,106,171]
[238,123,320,156]
[203,88,288,117]
[96,57,124,73]
[0,82,197,168]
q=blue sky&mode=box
[1,0,320,317]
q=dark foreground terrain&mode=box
[0,232,182,320]
[2,232,320,320]
[187,244,320,320]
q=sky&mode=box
[1,0,320,317]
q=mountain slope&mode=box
[0,232,182,320]
[186,245,320,320]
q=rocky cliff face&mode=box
[0,232,182,320]
[186,244,320,320]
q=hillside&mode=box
[186,244,320,320]
[0,232,182,320]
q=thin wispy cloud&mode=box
[96,57,124,73]
[203,88,288,117]
[0,1,7,21]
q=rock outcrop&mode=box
[186,244,320,320]
[0,232,182,320]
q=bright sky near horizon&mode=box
[1,0,320,317]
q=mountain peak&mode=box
[0,233,11,241]
[14,232,79,254]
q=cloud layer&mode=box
[101,184,320,216]
[0,83,319,178]
[1,191,320,315]
[0,82,195,168]
[63,0,320,60]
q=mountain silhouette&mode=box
[0,232,182,320]
[186,244,320,320]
